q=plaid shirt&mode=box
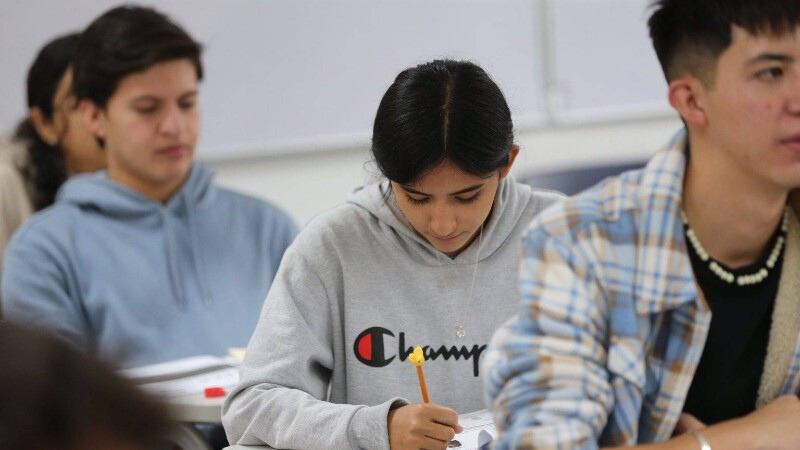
[483,130,800,449]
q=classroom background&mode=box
[1,0,682,225]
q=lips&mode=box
[431,233,461,242]
[780,133,800,152]
[157,145,188,158]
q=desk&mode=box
[161,387,234,450]
[165,389,228,423]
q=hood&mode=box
[57,162,215,215]
[56,162,216,309]
[346,176,533,266]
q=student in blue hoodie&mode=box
[1,6,297,369]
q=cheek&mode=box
[462,197,495,228]
[478,199,495,222]
[400,205,426,228]
[759,102,782,116]
[185,111,201,138]
[737,91,781,118]
[115,117,155,147]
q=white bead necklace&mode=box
[681,207,789,286]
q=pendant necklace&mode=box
[437,223,484,339]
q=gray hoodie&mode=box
[222,177,562,449]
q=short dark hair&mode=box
[371,59,514,184]
[0,321,169,449]
[648,0,800,85]
[73,5,203,108]
[13,32,79,210]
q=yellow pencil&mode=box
[408,346,430,403]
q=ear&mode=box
[78,99,106,140]
[499,144,519,178]
[28,107,59,146]
[668,75,708,128]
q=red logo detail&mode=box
[357,332,372,361]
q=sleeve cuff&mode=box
[348,397,408,450]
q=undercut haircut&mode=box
[648,0,800,86]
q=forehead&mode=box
[405,160,491,193]
[111,59,198,100]
[723,25,800,62]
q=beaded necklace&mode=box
[681,207,789,286]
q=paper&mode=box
[449,409,496,450]
[135,366,239,397]
[119,355,240,397]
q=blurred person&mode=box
[0,32,105,301]
[2,6,296,368]
[0,320,169,450]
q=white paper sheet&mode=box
[449,409,496,450]
[119,355,240,397]
[136,366,240,397]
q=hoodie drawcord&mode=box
[161,209,188,310]
[185,195,213,306]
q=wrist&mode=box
[689,430,710,450]
[702,417,759,450]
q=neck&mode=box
[108,169,188,204]
[683,136,788,267]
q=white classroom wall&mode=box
[2,0,685,226]
[210,115,683,226]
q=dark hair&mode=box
[371,59,514,184]
[12,33,79,210]
[648,0,800,84]
[0,322,169,449]
[74,5,203,109]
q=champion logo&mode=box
[353,326,487,376]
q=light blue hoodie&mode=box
[2,163,297,368]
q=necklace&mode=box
[681,207,789,286]
[436,223,483,339]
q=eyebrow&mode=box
[129,90,199,104]
[745,53,794,67]
[401,183,485,196]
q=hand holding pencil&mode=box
[386,347,463,449]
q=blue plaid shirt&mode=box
[483,130,800,449]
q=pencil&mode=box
[416,365,430,403]
[409,346,430,403]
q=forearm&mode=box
[223,382,401,450]
[603,417,756,450]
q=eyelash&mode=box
[756,67,784,80]
[135,101,196,115]
[405,195,429,205]
[456,193,480,204]
[405,192,481,205]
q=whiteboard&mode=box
[0,0,673,160]
[548,0,670,123]
[0,0,546,160]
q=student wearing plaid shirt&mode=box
[485,0,800,449]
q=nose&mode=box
[788,72,800,115]
[158,105,184,137]
[430,207,458,237]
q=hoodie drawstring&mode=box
[161,209,188,310]
[184,194,213,306]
